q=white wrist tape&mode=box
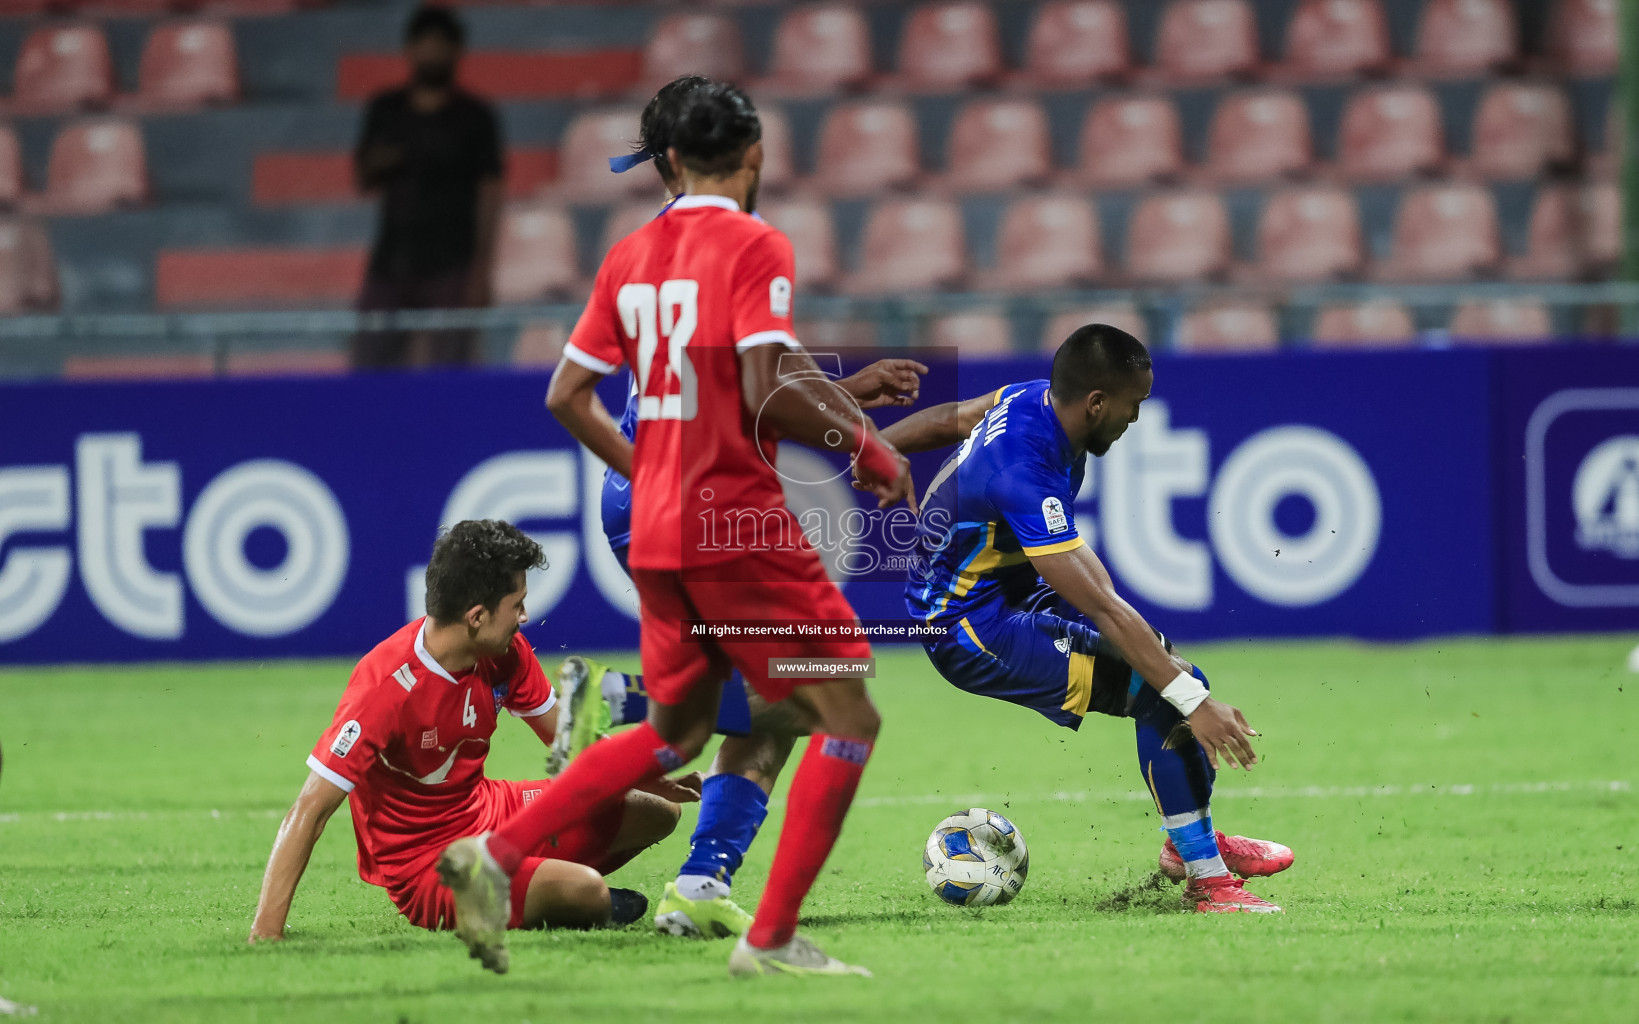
[1160,671,1209,717]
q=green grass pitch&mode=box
[1,637,1636,1022]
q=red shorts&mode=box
[631,545,872,706]
[385,777,626,932]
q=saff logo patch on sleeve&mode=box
[331,720,362,758]
[1042,497,1069,534]
[769,276,792,318]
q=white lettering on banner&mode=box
[75,434,182,639]
[1573,435,1639,558]
[0,467,72,642]
[404,452,579,623]
[1208,426,1381,606]
[1098,402,1212,610]
[182,460,349,637]
[580,449,639,620]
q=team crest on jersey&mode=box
[331,720,362,757]
[1053,637,1072,656]
[491,684,508,713]
[770,276,792,317]
[421,728,438,749]
[1042,496,1069,534]
[522,788,542,804]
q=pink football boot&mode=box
[1182,875,1283,914]
[1159,831,1294,882]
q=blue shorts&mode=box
[611,543,753,737]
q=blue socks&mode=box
[605,671,754,736]
[1133,665,1227,880]
[676,772,769,898]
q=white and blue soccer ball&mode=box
[923,808,1029,907]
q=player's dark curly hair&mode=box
[424,520,546,624]
[1050,323,1151,400]
[638,74,712,186]
[405,4,465,46]
[669,81,762,177]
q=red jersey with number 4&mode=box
[563,194,801,570]
[307,618,556,886]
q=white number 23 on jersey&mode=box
[618,280,698,422]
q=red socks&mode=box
[487,721,684,876]
[746,734,873,950]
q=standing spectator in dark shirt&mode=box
[352,5,503,369]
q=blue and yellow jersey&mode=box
[906,379,1087,629]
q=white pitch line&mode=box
[0,781,1627,825]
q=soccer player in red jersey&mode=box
[437,83,914,977]
[248,520,697,948]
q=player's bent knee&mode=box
[523,860,610,930]
[619,789,682,849]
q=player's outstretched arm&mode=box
[1030,543,1260,770]
[248,771,348,943]
[547,357,633,480]
[836,358,929,409]
[877,392,1002,455]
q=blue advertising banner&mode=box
[0,346,1574,665]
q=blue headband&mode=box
[608,151,655,173]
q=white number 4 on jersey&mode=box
[462,689,478,728]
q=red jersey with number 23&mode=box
[563,194,801,570]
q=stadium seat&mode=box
[11,24,115,113]
[511,320,568,367]
[1380,184,1501,280]
[795,318,878,349]
[0,125,21,209]
[1204,90,1312,182]
[224,350,349,377]
[925,311,1013,355]
[598,202,658,260]
[981,194,1101,291]
[554,109,656,201]
[1277,0,1392,80]
[61,354,215,380]
[1549,0,1618,75]
[1040,304,1148,351]
[1336,85,1445,180]
[639,13,744,92]
[1074,96,1184,187]
[843,199,965,294]
[894,2,1003,90]
[1582,179,1620,270]
[1252,187,1363,282]
[1412,0,1518,76]
[759,106,795,193]
[492,204,578,304]
[1469,82,1576,180]
[134,20,239,110]
[1016,1,1130,87]
[0,219,59,314]
[156,247,366,308]
[764,5,874,94]
[1449,298,1552,343]
[1153,0,1260,83]
[941,100,1053,192]
[1311,301,1417,347]
[39,119,148,214]
[1175,300,1280,352]
[1509,181,1619,280]
[760,199,839,290]
[1126,191,1231,283]
[811,101,919,196]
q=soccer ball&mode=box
[922,808,1029,907]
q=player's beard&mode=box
[744,172,760,216]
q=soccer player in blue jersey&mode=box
[547,75,926,939]
[885,324,1294,912]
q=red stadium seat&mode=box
[155,247,366,308]
[760,199,839,290]
[492,204,578,304]
[1153,0,1260,83]
[894,2,1003,90]
[1510,182,1620,280]
[12,24,114,113]
[135,20,240,110]
[1449,298,1552,343]
[1469,82,1576,180]
[1412,0,1517,76]
[554,109,656,201]
[1176,300,1280,352]
[62,354,215,380]
[511,321,568,368]
[843,199,965,294]
[598,201,658,260]
[1582,179,1620,269]
[941,100,1052,192]
[758,105,794,193]
[0,219,59,314]
[40,119,148,214]
[982,194,1101,291]
[0,125,21,209]
[1126,191,1231,283]
[1380,184,1500,280]
[1040,304,1148,351]
[1336,85,1445,180]
[1074,95,1184,187]
[1311,301,1417,347]
[1017,1,1130,87]
[224,350,349,377]
[794,318,878,349]
[765,5,873,94]
[1278,0,1392,79]
[1252,187,1363,282]
[811,101,919,196]
[1549,0,1618,75]
[640,13,744,90]
[925,311,1013,356]
[1204,90,1312,182]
